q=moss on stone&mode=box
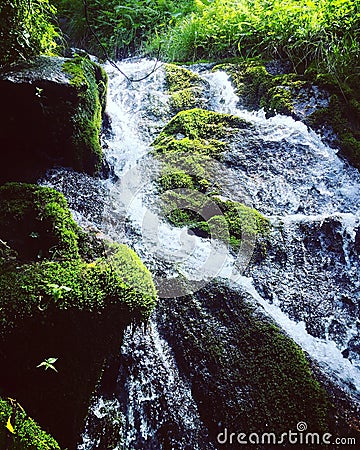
[165,64,208,112]
[0,183,80,262]
[0,397,60,450]
[157,281,330,439]
[155,108,248,142]
[219,60,360,169]
[0,183,156,447]
[0,183,156,330]
[163,190,270,251]
[62,55,108,174]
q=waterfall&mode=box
[41,58,360,448]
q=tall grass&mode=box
[149,0,360,80]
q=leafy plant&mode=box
[36,357,58,372]
[0,0,59,66]
[46,283,72,302]
[53,0,196,59]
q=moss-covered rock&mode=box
[0,183,156,448]
[219,60,360,169]
[165,64,209,112]
[0,397,60,450]
[155,281,334,447]
[152,108,269,252]
[0,55,107,183]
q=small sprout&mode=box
[29,231,39,238]
[6,416,15,434]
[47,283,72,301]
[37,357,58,372]
[35,87,43,98]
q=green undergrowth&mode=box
[151,0,359,85]
[0,0,58,66]
[0,397,60,450]
[62,56,108,173]
[53,0,196,59]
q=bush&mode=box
[53,0,196,59]
[0,0,58,66]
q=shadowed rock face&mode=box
[0,55,107,184]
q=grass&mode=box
[149,0,360,82]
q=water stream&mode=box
[42,58,360,448]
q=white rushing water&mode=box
[41,58,360,448]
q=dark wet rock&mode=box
[0,55,107,183]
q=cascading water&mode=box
[42,59,360,448]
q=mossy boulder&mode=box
[0,183,156,448]
[0,55,107,183]
[152,108,269,253]
[0,397,60,450]
[165,64,209,112]
[153,281,344,447]
[220,60,360,170]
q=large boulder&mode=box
[0,183,156,449]
[0,55,107,183]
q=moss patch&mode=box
[152,108,269,252]
[62,55,108,173]
[0,397,60,450]
[165,64,208,112]
[0,183,80,262]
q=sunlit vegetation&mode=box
[0,0,58,66]
[152,0,359,81]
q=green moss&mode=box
[0,183,80,261]
[308,83,360,169]
[165,64,208,112]
[0,183,156,329]
[155,108,248,142]
[219,60,360,169]
[62,56,108,173]
[161,282,330,436]
[162,190,270,251]
[165,64,205,92]
[0,397,60,450]
[0,245,155,334]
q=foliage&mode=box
[53,0,196,59]
[0,0,58,66]
[37,358,58,372]
[0,397,60,449]
[152,0,360,82]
